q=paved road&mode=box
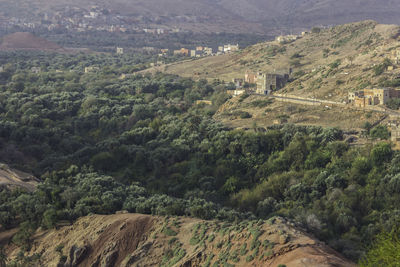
[271,94,400,117]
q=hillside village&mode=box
[3,19,400,266]
[155,21,400,149]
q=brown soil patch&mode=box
[0,163,39,192]
[0,32,64,51]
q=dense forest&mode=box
[0,52,399,265]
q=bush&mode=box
[311,27,321,33]
[386,98,400,110]
[245,255,254,262]
[359,229,400,266]
[369,125,390,140]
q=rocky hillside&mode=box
[164,21,400,101]
[0,163,39,192]
[2,213,355,267]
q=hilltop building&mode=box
[223,44,239,53]
[276,35,301,44]
[256,73,289,95]
[190,47,213,57]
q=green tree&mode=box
[360,229,400,266]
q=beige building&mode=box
[349,88,400,107]
[256,73,289,95]
[116,47,124,54]
[173,48,189,56]
[223,44,239,53]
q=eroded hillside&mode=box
[0,163,39,192]
[2,213,355,267]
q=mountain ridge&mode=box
[3,0,400,34]
[2,213,356,266]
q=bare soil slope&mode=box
[0,163,39,192]
[0,32,64,52]
[4,213,355,267]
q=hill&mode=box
[0,32,64,52]
[2,213,355,266]
[164,21,400,98]
[157,20,400,130]
[4,0,400,34]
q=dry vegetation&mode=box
[215,95,385,131]
[159,21,400,130]
[164,20,400,100]
[2,213,355,267]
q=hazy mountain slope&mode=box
[3,0,400,34]
[4,0,400,34]
[3,213,356,266]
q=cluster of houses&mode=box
[275,31,309,44]
[348,88,400,107]
[0,5,184,35]
[171,44,239,57]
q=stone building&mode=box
[223,44,239,53]
[256,73,289,95]
[245,71,257,84]
[348,88,395,107]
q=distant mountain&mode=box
[0,32,64,51]
[4,0,400,34]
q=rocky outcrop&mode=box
[3,214,356,267]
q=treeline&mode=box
[0,52,399,262]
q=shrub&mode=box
[245,255,254,262]
[359,229,400,267]
[311,27,321,33]
[369,125,390,140]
